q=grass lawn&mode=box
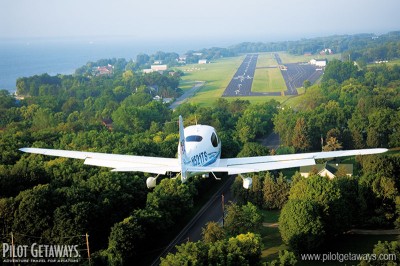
[258,209,287,262]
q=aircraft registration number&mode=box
[191,151,208,166]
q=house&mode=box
[198,59,208,64]
[300,163,353,179]
[177,55,187,64]
[310,59,327,67]
[93,64,113,76]
[320,48,333,55]
[153,95,173,104]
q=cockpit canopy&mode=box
[186,133,218,147]
[184,125,220,148]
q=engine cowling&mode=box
[146,177,157,189]
[243,177,253,189]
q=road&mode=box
[151,175,235,265]
[169,81,204,110]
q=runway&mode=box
[222,54,259,97]
[222,53,324,97]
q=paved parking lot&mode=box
[275,54,323,95]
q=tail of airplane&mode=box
[178,115,189,183]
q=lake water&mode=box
[0,37,218,93]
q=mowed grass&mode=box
[257,53,279,66]
[175,56,244,106]
[252,67,286,93]
[259,210,287,262]
[277,51,341,63]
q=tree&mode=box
[273,107,297,147]
[224,202,262,237]
[236,101,279,143]
[292,117,311,152]
[322,59,358,84]
[13,184,55,242]
[366,108,392,148]
[359,241,400,266]
[161,241,207,266]
[263,172,291,209]
[279,199,325,253]
[146,179,194,225]
[202,222,225,243]
[160,233,262,266]
[269,250,297,266]
[303,80,311,92]
[237,142,269,157]
[107,216,144,265]
[322,136,343,151]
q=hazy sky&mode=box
[1,0,399,43]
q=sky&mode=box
[1,0,400,44]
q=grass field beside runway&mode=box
[257,53,279,66]
[252,68,286,93]
[176,56,244,106]
[277,52,341,63]
[252,53,286,93]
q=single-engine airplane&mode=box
[20,116,387,189]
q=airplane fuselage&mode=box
[178,124,221,178]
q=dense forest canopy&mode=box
[1,31,400,264]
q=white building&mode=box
[300,163,353,179]
[310,59,327,67]
[198,59,208,64]
[151,65,168,71]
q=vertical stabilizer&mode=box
[178,115,188,183]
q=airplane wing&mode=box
[189,148,388,175]
[19,148,180,175]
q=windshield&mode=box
[186,135,203,142]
